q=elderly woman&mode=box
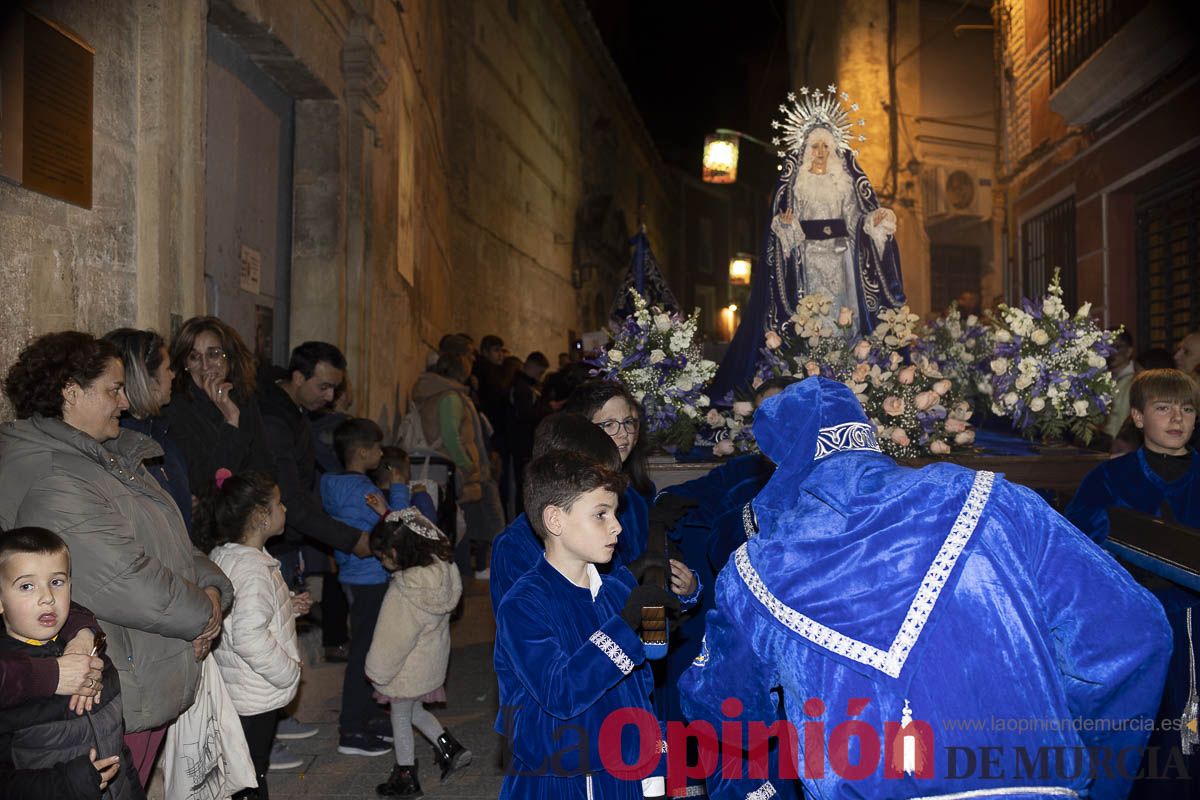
[0,331,234,788]
[104,328,194,538]
[164,316,273,491]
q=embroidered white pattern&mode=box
[743,503,758,538]
[735,470,995,679]
[589,630,634,675]
[746,783,777,800]
[813,422,881,460]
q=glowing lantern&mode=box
[702,133,739,183]
[729,253,752,285]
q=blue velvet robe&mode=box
[681,454,1172,800]
[1065,448,1200,799]
[494,556,659,798]
[1064,448,1200,544]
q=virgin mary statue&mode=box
[710,86,906,399]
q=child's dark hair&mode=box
[523,451,628,540]
[194,471,277,553]
[333,417,384,468]
[532,413,621,471]
[562,380,652,495]
[0,527,69,570]
[370,514,453,571]
[1130,369,1199,412]
[369,445,410,487]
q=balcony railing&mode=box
[1049,0,1145,90]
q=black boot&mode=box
[431,730,473,781]
[376,761,422,798]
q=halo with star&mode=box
[770,84,867,159]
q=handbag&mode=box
[161,655,258,799]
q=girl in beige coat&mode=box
[366,509,471,798]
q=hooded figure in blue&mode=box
[680,377,1172,800]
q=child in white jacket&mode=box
[366,509,471,798]
[199,470,310,800]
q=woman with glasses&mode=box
[164,316,273,492]
[563,381,655,566]
[103,328,195,539]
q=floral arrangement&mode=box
[913,302,990,400]
[981,270,1115,444]
[708,297,977,459]
[597,289,717,451]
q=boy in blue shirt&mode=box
[494,451,677,798]
[320,418,412,757]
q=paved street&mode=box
[150,577,504,799]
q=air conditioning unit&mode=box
[922,165,992,220]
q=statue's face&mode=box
[808,137,830,171]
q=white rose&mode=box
[713,439,735,457]
[990,358,1009,375]
[697,394,711,408]
[1076,302,1092,319]
[954,430,975,446]
[1003,391,1018,408]
[654,314,672,332]
[1086,353,1107,369]
[1073,399,1090,417]
[732,401,754,418]
[1015,374,1033,390]
[705,409,724,427]
[674,375,694,392]
[995,330,1012,343]
[1031,329,1050,346]
[608,349,623,363]
[682,405,698,419]
[1030,397,1046,412]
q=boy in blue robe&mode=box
[494,451,680,798]
[681,378,1172,800]
[1066,368,1200,798]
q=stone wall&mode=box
[0,0,674,427]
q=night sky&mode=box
[586,0,790,173]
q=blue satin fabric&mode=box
[490,486,650,613]
[494,557,657,799]
[1065,448,1200,544]
[680,379,1172,799]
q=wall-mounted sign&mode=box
[0,9,94,208]
[239,243,262,294]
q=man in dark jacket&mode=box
[506,351,549,514]
[258,342,389,758]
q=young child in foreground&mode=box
[366,509,471,797]
[493,451,678,799]
[0,527,143,799]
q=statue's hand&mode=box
[778,209,794,226]
[871,208,897,233]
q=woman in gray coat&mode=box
[0,331,234,789]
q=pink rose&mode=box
[765,331,782,350]
[852,362,870,382]
[944,417,967,433]
[897,365,917,385]
[930,439,951,455]
[837,307,854,327]
[805,361,821,377]
[914,391,938,411]
[890,428,910,446]
[882,396,905,416]
[933,379,952,396]
[954,430,976,445]
[853,340,871,360]
[713,439,736,457]
[732,401,754,418]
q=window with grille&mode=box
[930,245,982,314]
[1021,197,1076,307]
[1136,172,1200,351]
[1049,0,1144,90]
